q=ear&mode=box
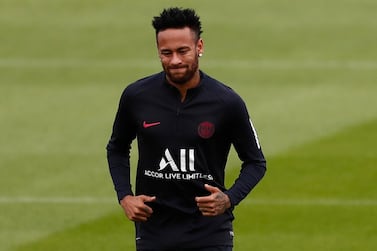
[197,38,204,55]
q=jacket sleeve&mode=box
[224,98,266,206]
[106,88,137,202]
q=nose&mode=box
[170,52,182,65]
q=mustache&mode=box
[168,65,187,69]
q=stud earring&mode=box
[199,53,203,57]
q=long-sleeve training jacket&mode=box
[106,71,266,249]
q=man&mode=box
[107,7,266,251]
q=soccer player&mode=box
[106,7,266,251]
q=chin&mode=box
[168,74,190,85]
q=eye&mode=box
[160,50,172,56]
[178,48,189,55]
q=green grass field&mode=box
[1,0,376,250]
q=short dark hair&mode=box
[152,7,203,40]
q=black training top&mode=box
[106,71,266,249]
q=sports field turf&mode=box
[1,0,376,250]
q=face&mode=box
[157,27,203,85]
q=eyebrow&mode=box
[160,46,191,52]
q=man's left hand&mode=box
[195,184,231,216]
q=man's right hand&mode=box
[120,195,156,222]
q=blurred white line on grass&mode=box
[0,58,377,70]
[1,196,376,206]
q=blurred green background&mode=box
[0,0,376,250]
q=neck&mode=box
[167,71,201,102]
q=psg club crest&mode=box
[198,121,215,139]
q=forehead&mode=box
[156,27,197,49]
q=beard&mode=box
[163,59,199,85]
